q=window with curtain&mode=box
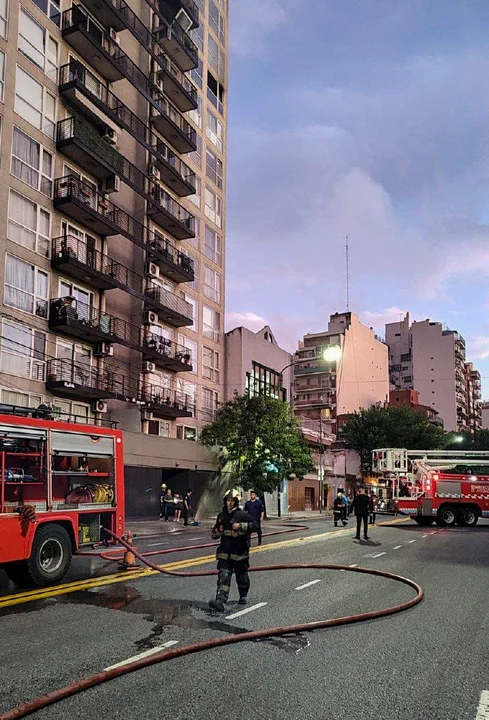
[0,319,46,380]
[177,333,197,373]
[4,254,49,317]
[15,66,56,139]
[177,379,196,410]
[188,95,202,129]
[188,134,202,167]
[11,128,53,196]
[179,292,198,331]
[202,387,219,420]
[202,346,220,382]
[204,186,222,228]
[8,189,50,257]
[202,305,220,342]
[1,389,43,408]
[187,176,201,208]
[205,147,223,189]
[0,0,7,38]
[203,266,220,303]
[204,225,221,265]
[206,109,223,151]
[18,8,58,80]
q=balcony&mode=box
[46,359,131,401]
[154,19,198,72]
[156,0,199,30]
[294,395,336,408]
[141,388,193,419]
[145,234,195,283]
[294,365,331,376]
[59,62,195,197]
[154,57,198,112]
[151,93,196,154]
[143,335,193,372]
[61,6,126,83]
[147,185,195,240]
[56,117,124,180]
[144,286,193,327]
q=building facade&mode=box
[293,312,389,435]
[465,363,482,433]
[388,388,442,426]
[386,315,481,432]
[0,0,229,513]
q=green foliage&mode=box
[340,405,446,473]
[200,394,315,493]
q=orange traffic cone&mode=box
[119,530,138,570]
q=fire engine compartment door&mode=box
[50,431,114,457]
[421,498,433,516]
[435,481,461,499]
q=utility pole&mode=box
[318,417,324,514]
[345,235,350,312]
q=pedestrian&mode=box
[174,493,183,522]
[338,488,349,523]
[163,487,173,521]
[183,489,192,526]
[352,487,370,541]
[333,491,347,527]
[244,490,264,545]
[209,490,257,612]
[369,491,378,525]
[159,483,167,519]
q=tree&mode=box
[340,405,446,474]
[200,394,315,494]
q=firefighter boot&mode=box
[238,596,247,605]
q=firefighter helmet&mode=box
[223,488,240,506]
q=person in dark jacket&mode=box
[183,489,192,526]
[244,490,264,545]
[368,491,378,525]
[209,490,257,612]
[352,487,370,540]
[333,491,348,527]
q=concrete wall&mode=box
[482,405,489,429]
[124,430,218,471]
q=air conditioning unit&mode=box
[142,361,155,373]
[102,128,117,145]
[92,400,108,413]
[94,342,114,357]
[145,262,159,278]
[109,28,120,44]
[144,311,157,325]
[175,8,192,32]
[104,175,121,194]
[141,410,153,421]
[148,165,160,181]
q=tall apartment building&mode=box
[293,312,389,434]
[385,315,481,432]
[0,0,228,512]
[465,362,482,433]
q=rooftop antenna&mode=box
[345,234,350,312]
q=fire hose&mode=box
[0,529,424,720]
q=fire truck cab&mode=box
[372,448,489,527]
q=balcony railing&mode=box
[59,61,196,197]
[145,234,194,283]
[157,0,199,30]
[294,365,332,376]
[56,116,125,180]
[153,56,198,112]
[144,286,193,327]
[147,184,195,239]
[46,359,134,400]
[150,91,197,154]
[143,335,193,372]
[141,387,194,418]
[153,16,198,72]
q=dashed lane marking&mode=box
[393,545,403,550]
[104,640,179,671]
[226,602,268,620]
[406,539,417,544]
[421,534,429,538]
[371,552,386,559]
[341,563,358,572]
[147,542,168,547]
[475,690,489,719]
[295,579,321,591]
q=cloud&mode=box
[467,336,489,361]
[229,0,296,58]
[225,311,268,333]
[359,307,410,332]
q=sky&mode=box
[224,0,489,395]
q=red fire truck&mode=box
[0,407,124,586]
[372,448,489,527]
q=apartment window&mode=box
[60,279,92,307]
[0,319,46,380]
[187,176,201,208]
[205,147,223,189]
[15,66,56,139]
[189,134,202,167]
[206,110,223,151]
[203,305,220,342]
[4,254,48,318]
[203,266,220,303]
[180,291,198,331]
[18,8,58,80]
[32,0,60,25]
[204,226,221,265]
[203,346,220,382]
[0,50,5,102]
[191,22,203,51]
[178,333,197,373]
[11,128,53,197]
[188,95,202,128]
[177,378,196,410]
[51,399,91,423]
[148,420,171,437]
[177,425,196,441]
[8,189,51,257]
[209,1,225,43]
[0,0,7,38]
[204,186,222,228]
[56,340,91,385]
[247,362,283,399]
[181,250,199,290]
[202,387,219,421]
[190,56,203,89]
[208,34,225,77]
[207,71,224,114]
[1,389,42,408]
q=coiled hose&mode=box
[0,529,424,720]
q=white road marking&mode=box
[475,690,489,719]
[393,546,403,550]
[226,602,268,620]
[104,640,179,671]
[428,531,437,535]
[406,539,417,544]
[192,536,206,540]
[371,552,386,558]
[340,563,358,572]
[421,534,429,538]
[295,579,321,591]
[147,542,168,547]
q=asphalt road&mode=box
[1,518,488,720]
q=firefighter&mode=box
[209,490,257,612]
[333,491,347,526]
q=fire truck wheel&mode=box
[4,561,31,587]
[437,506,457,527]
[26,525,72,587]
[458,507,478,527]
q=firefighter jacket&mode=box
[211,506,257,563]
